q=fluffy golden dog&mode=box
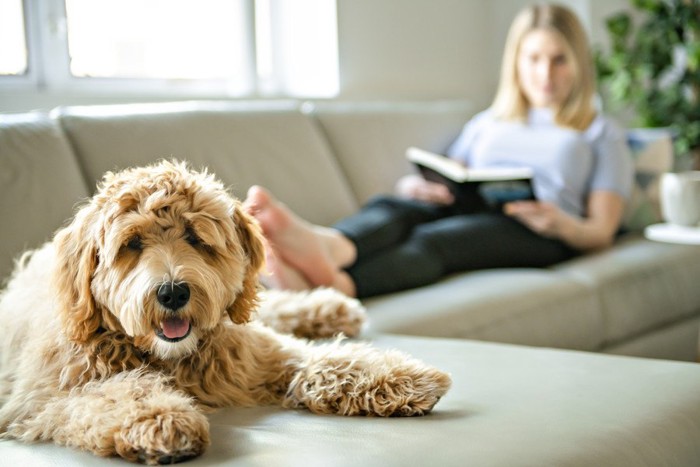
[0,161,451,464]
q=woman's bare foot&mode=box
[260,249,356,297]
[330,271,357,297]
[259,248,312,291]
[244,186,347,287]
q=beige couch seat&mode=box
[1,335,699,466]
[365,234,700,361]
[554,235,700,358]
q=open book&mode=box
[406,147,535,212]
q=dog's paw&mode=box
[369,361,452,417]
[256,287,366,339]
[115,409,210,465]
[286,344,452,417]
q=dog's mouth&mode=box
[156,316,192,342]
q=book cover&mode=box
[406,147,535,212]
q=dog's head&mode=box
[53,160,265,360]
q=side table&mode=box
[644,222,700,245]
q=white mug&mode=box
[660,171,700,226]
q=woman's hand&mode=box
[505,191,626,251]
[395,174,455,205]
[504,200,566,239]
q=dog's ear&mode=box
[227,203,266,324]
[53,203,102,344]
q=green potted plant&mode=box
[595,0,700,170]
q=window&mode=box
[0,0,28,76]
[0,0,339,98]
[256,0,339,97]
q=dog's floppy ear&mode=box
[53,202,102,344]
[227,203,266,324]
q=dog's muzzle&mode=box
[156,282,192,342]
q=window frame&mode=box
[0,0,338,99]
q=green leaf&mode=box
[632,0,666,14]
[597,0,700,158]
[606,13,631,40]
[687,43,700,72]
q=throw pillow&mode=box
[623,128,675,231]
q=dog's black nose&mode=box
[157,282,190,311]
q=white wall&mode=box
[0,0,631,112]
[337,0,630,110]
[337,0,497,108]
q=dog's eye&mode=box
[127,236,143,251]
[185,228,201,246]
[185,227,216,255]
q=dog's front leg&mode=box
[3,369,209,465]
[283,340,452,417]
[194,324,450,417]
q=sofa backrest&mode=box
[309,101,474,204]
[0,112,90,280]
[2,100,678,283]
[0,99,479,282]
[57,100,360,227]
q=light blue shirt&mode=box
[446,108,633,217]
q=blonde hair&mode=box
[491,3,596,130]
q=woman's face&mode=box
[516,28,575,109]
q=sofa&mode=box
[2,100,700,465]
[2,99,699,360]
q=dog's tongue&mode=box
[160,317,190,339]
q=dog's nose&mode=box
[157,282,190,311]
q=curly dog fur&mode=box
[0,161,451,464]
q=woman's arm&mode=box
[505,190,625,251]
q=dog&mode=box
[0,160,451,464]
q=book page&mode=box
[405,147,533,182]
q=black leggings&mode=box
[333,195,578,298]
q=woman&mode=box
[244,3,633,298]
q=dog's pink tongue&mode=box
[161,317,190,339]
